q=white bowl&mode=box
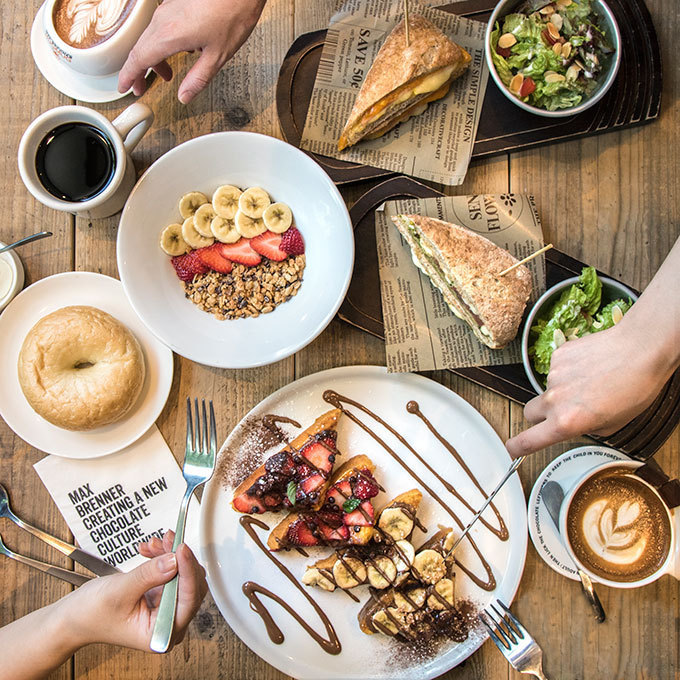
[116,132,354,369]
[0,245,25,312]
[485,0,621,117]
[521,274,638,393]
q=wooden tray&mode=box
[276,0,662,184]
[338,175,680,460]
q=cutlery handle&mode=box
[578,570,606,623]
[149,483,195,653]
[1,547,91,587]
[10,511,78,556]
[0,231,52,255]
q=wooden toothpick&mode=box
[498,243,554,276]
[404,0,411,47]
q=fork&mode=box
[150,398,217,653]
[479,600,550,680]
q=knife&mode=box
[541,480,606,623]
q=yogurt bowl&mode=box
[0,246,25,312]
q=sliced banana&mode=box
[301,568,335,592]
[262,202,293,233]
[181,216,214,249]
[238,186,271,219]
[413,549,446,585]
[160,223,189,256]
[378,507,414,541]
[178,191,208,219]
[392,540,415,572]
[193,203,216,237]
[212,185,242,219]
[235,210,266,238]
[211,215,241,243]
[367,556,398,589]
[372,608,402,635]
[427,577,454,610]
[442,530,456,554]
[394,587,427,613]
[332,557,366,589]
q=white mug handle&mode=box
[112,102,154,153]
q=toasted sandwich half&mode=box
[391,214,533,349]
[337,14,471,151]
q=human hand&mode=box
[64,531,207,652]
[505,322,671,458]
[119,0,266,103]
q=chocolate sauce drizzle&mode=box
[240,516,342,654]
[322,390,497,592]
[406,401,509,541]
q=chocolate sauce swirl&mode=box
[323,390,497,592]
[240,516,342,654]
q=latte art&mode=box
[581,498,647,566]
[566,465,672,583]
[53,0,137,48]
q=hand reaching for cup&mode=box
[118,0,267,103]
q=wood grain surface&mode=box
[0,0,678,679]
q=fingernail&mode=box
[158,553,177,573]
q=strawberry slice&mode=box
[301,438,336,475]
[171,251,208,281]
[287,520,319,547]
[196,243,233,273]
[343,500,375,527]
[280,227,305,255]
[232,492,267,514]
[318,522,350,544]
[353,470,379,500]
[250,232,287,261]
[218,239,262,267]
[496,45,511,58]
[519,76,536,98]
[297,473,325,499]
[325,479,352,508]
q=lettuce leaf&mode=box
[502,13,543,41]
[578,266,602,314]
[563,0,593,22]
[589,298,633,332]
[490,23,513,86]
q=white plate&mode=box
[116,132,354,369]
[0,272,173,458]
[31,2,133,103]
[527,445,630,580]
[199,366,527,679]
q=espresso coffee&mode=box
[566,465,672,583]
[35,123,116,202]
[52,0,137,48]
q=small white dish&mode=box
[117,131,354,369]
[527,445,630,580]
[0,271,174,458]
[0,246,24,312]
[31,2,132,103]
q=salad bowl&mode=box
[485,0,621,117]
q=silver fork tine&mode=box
[490,602,520,643]
[209,401,217,457]
[194,398,200,451]
[479,612,511,651]
[186,398,193,453]
[498,599,528,637]
[201,400,208,454]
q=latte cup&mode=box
[42,0,156,76]
[559,461,680,588]
[18,103,153,219]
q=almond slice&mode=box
[550,13,563,30]
[498,33,517,49]
[553,328,566,347]
[612,305,624,325]
[545,72,566,83]
[547,22,561,41]
[539,4,556,15]
[553,43,563,56]
[510,73,524,94]
[562,42,572,58]
[566,64,581,80]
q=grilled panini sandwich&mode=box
[337,14,471,151]
[391,214,533,349]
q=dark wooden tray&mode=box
[338,175,680,460]
[276,0,662,184]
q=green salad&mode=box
[529,267,632,376]
[490,0,615,111]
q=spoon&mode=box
[0,231,53,255]
[0,531,91,587]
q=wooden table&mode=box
[1,1,678,678]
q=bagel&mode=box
[18,306,146,431]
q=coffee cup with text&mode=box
[43,0,156,76]
[559,461,680,588]
[18,103,154,219]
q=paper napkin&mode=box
[34,426,201,573]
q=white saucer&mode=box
[31,2,131,103]
[0,246,24,312]
[0,272,174,458]
[528,445,631,580]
